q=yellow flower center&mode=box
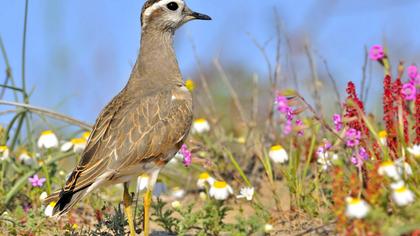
[82,132,91,140]
[194,118,207,124]
[71,138,86,144]
[49,201,57,207]
[41,130,54,136]
[395,186,407,193]
[185,79,195,91]
[214,181,227,189]
[270,145,284,151]
[19,151,31,158]
[378,130,387,138]
[139,173,149,178]
[348,198,362,205]
[380,160,394,167]
[199,172,210,179]
[0,145,8,152]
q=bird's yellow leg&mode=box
[123,183,136,236]
[143,188,152,236]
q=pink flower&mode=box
[345,128,361,147]
[414,74,420,86]
[333,114,343,132]
[283,120,293,135]
[275,95,290,113]
[351,148,369,168]
[407,65,418,80]
[28,174,46,187]
[402,82,416,101]
[296,119,304,136]
[180,144,192,167]
[369,45,384,61]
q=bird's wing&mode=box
[62,86,192,194]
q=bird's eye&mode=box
[166,2,179,11]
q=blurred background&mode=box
[1,0,420,125]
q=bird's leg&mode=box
[123,182,136,236]
[143,188,152,236]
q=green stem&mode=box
[3,111,24,145]
[41,162,51,194]
[10,112,26,150]
[0,84,25,94]
[0,36,19,102]
[21,0,29,94]
[3,152,74,205]
[225,148,251,187]
[0,100,92,130]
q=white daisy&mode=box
[197,172,215,189]
[209,181,233,200]
[316,147,332,171]
[37,130,59,149]
[61,138,87,153]
[236,187,254,201]
[395,159,413,176]
[137,174,149,192]
[171,187,186,199]
[44,201,56,217]
[407,144,420,158]
[378,161,400,180]
[345,197,370,219]
[390,181,415,207]
[199,191,207,201]
[171,200,181,209]
[18,150,36,166]
[191,118,210,134]
[268,145,288,164]
[0,146,10,161]
[39,191,48,201]
[264,224,274,233]
[378,130,387,146]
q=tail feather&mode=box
[53,189,87,216]
[43,185,90,217]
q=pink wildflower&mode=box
[283,120,293,135]
[345,128,361,147]
[296,119,304,136]
[407,65,418,80]
[28,174,46,187]
[180,144,192,167]
[332,114,343,132]
[351,147,369,168]
[275,95,289,113]
[369,45,384,61]
[402,82,416,101]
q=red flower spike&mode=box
[383,75,398,158]
[393,78,410,144]
[416,93,420,144]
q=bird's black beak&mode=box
[190,11,212,20]
[184,7,212,21]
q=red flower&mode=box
[416,93,420,144]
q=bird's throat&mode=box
[132,28,182,87]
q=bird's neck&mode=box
[130,27,182,88]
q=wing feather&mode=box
[62,86,192,193]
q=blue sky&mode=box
[1,0,420,124]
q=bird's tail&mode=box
[43,188,88,217]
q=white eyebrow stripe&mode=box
[143,0,184,17]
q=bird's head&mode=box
[141,0,211,32]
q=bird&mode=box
[44,1,211,235]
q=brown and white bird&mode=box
[44,1,211,235]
